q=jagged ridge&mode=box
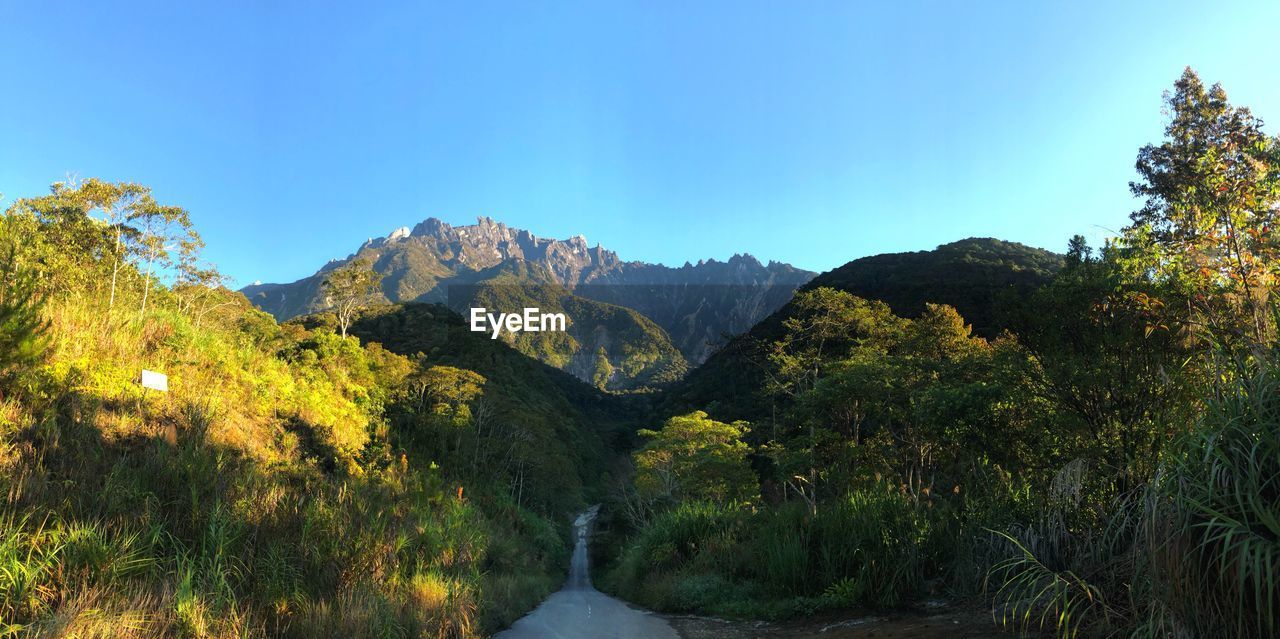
[242,217,815,387]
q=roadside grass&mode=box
[600,486,958,619]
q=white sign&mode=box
[141,369,169,392]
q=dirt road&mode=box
[494,506,680,639]
[495,506,999,639]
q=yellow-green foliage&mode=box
[633,411,756,505]
[0,184,570,638]
[38,300,379,469]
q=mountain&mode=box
[343,302,649,464]
[463,274,689,390]
[805,237,1063,337]
[662,237,1063,422]
[243,217,814,387]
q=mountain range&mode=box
[243,217,815,389]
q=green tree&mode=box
[134,200,197,317]
[406,365,486,459]
[5,181,117,297]
[1128,67,1280,346]
[634,411,757,504]
[591,346,613,389]
[784,303,991,499]
[7,179,196,312]
[903,302,982,362]
[767,287,906,399]
[72,178,149,309]
[70,178,197,311]
[321,258,384,338]
[1010,238,1199,486]
[0,223,49,398]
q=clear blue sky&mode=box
[3,1,1278,286]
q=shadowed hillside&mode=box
[663,237,1061,423]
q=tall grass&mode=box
[1139,353,1280,638]
[986,351,1280,638]
[603,486,941,617]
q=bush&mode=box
[603,488,941,616]
[985,352,1280,639]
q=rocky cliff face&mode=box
[242,217,815,384]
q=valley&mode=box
[1,65,1277,639]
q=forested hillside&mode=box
[0,181,634,637]
[662,237,1060,423]
[599,69,1280,639]
[460,275,689,391]
[806,237,1062,337]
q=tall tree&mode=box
[172,235,238,328]
[321,258,383,338]
[634,411,757,505]
[1011,238,1199,486]
[766,287,906,399]
[1129,68,1280,346]
[18,179,194,312]
[406,365,486,459]
[135,202,197,317]
[72,179,150,310]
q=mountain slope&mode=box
[345,302,649,461]
[663,238,1063,422]
[243,217,813,386]
[806,237,1062,337]
[464,275,689,390]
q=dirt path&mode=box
[494,506,680,639]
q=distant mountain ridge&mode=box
[243,216,815,388]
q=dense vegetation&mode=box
[2,67,1276,639]
[663,237,1060,423]
[0,180,633,636]
[599,69,1280,638]
[461,274,688,391]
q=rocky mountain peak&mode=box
[243,216,817,369]
[411,217,453,238]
